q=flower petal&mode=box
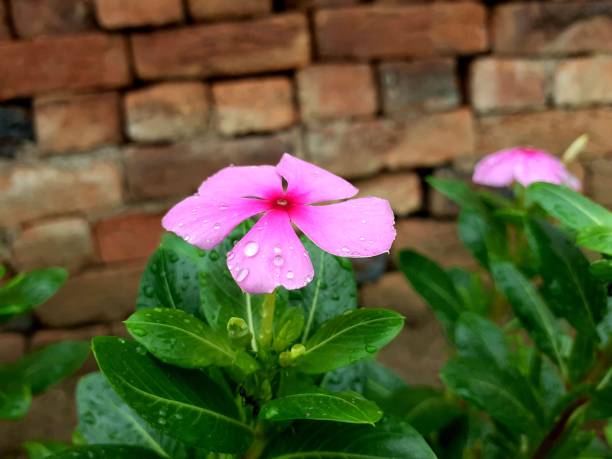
[276,153,358,204]
[473,150,517,187]
[198,165,282,200]
[227,210,314,294]
[162,195,270,250]
[163,165,282,249]
[290,197,396,258]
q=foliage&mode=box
[0,267,88,421]
[33,225,437,459]
[396,179,612,459]
[13,178,612,459]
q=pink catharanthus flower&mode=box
[473,147,580,190]
[162,154,396,294]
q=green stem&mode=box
[245,293,258,353]
[243,426,266,459]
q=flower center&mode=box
[276,198,288,207]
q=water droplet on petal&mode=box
[244,242,259,257]
[213,223,221,231]
[236,269,249,282]
[273,255,284,266]
[361,219,367,224]
[273,246,282,254]
[227,251,235,261]
[219,204,229,210]
[286,271,295,280]
[203,219,209,224]
[359,237,365,241]
[305,275,313,283]
[341,247,350,253]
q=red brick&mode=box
[297,64,377,122]
[36,261,144,327]
[0,33,130,101]
[0,332,26,364]
[476,109,612,158]
[0,158,123,225]
[213,77,295,135]
[11,217,93,272]
[393,218,473,268]
[305,119,394,179]
[385,109,475,169]
[0,1,12,40]
[471,58,550,113]
[125,82,209,142]
[10,0,95,38]
[306,110,474,178]
[188,0,270,20]
[289,0,356,7]
[355,173,421,216]
[379,317,447,386]
[554,56,612,107]
[493,2,612,55]
[35,92,121,154]
[315,3,487,59]
[586,159,612,209]
[379,58,459,116]
[132,14,309,80]
[360,272,428,326]
[94,213,164,263]
[95,0,183,28]
[30,324,109,349]
[124,132,298,199]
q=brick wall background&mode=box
[1,0,612,452]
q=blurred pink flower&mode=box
[473,147,580,190]
[162,154,396,294]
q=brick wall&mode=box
[1,0,612,451]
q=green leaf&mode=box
[262,419,438,459]
[125,308,258,374]
[577,225,612,256]
[458,210,508,268]
[47,445,165,459]
[454,313,510,370]
[529,219,606,338]
[321,359,407,408]
[260,389,382,425]
[526,183,612,230]
[0,341,89,394]
[92,336,253,454]
[427,177,487,213]
[490,262,567,372]
[295,309,404,374]
[0,268,67,322]
[273,306,305,352]
[137,233,205,317]
[590,259,612,282]
[441,358,544,436]
[448,269,489,316]
[399,250,462,335]
[23,441,69,459]
[0,382,31,420]
[385,386,462,435]
[76,372,187,459]
[290,238,357,343]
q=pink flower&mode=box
[162,154,396,294]
[473,147,580,190]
